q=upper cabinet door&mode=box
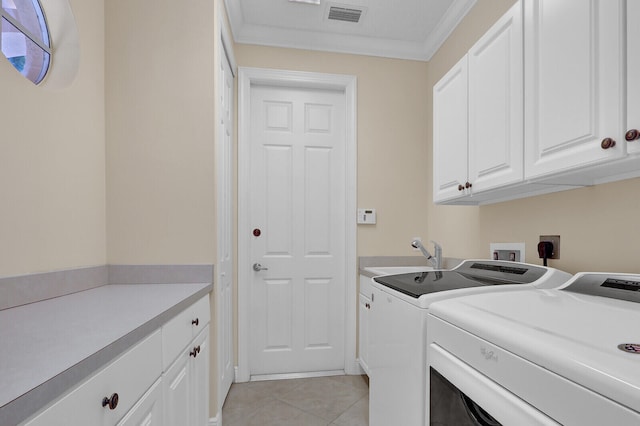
[524,0,625,179]
[433,55,469,203]
[627,1,640,155]
[468,1,523,192]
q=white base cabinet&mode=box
[163,326,210,426]
[358,275,372,375]
[21,296,210,426]
[23,331,163,426]
[116,378,163,426]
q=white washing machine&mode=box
[368,260,571,426]
[427,272,640,425]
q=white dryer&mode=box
[368,260,571,426]
[427,272,640,425]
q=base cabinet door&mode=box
[358,292,371,375]
[163,350,192,425]
[117,379,163,426]
[162,325,210,426]
[192,329,210,426]
[524,0,624,178]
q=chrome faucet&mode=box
[411,239,442,269]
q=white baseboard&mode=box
[347,358,365,375]
[209,413,220,426]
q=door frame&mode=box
[215,2,237,414]
[237,67,358,382]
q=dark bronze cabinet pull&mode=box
[465,181,473,189]
[190,345,201,358]
[625,129,640,141]
[601,138,616,149]
[192,318,199,326]
[102,393,119,410]
[458,184,464,191]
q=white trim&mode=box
[250,370,346,382]
[352,359,366,376]
[237,67,357,382]
[223,0,476,61]
[422,0,477,59]
[219,1,237,77]
[208,413,220,426]
[216,3,237,415]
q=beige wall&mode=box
[105,0,217,265]
[106,0,223,416]
[235,45,431,257]
[0,0,106,277]
[427,0,640,274]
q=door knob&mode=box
[253,263,268,272]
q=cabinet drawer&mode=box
[23,330,162,426]
[162,296,210,370]
[116,378,163,426]
[359,275,372,298]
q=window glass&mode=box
[1,0,50,84]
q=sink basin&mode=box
[363,266,433,276]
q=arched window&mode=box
[1,0,51,84]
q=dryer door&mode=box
[430,367,501,426]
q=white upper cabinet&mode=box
[524,0,625,179]
[627,1,640,155]
[433,1,523,203]
[468,2,524,192]
[433,55,469,203]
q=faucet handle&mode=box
[430,240,442,269]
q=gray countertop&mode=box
[0,282,212,426]
[358,256,463,278]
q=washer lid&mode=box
[372,260,547,298]
[429,286,640,416]
[562,272,640,303]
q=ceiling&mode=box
[224,0,477,61]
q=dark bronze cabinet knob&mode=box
[192,318,199,326]
[102,393,119,410]
[190,345,201,358]
[625,129,640,141]
[601,138,616,149]
[458,184,464,191]
[465,181,473,189]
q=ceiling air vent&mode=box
[327,6,363,23]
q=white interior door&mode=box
[248,84,346,376]
[216,45,234,406]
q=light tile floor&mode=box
[221,375,369,426]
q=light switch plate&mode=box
[357,208,376,224]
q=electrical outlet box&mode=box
[357,208,377,224]
[490,243,525,262]
[539,235,560,259]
